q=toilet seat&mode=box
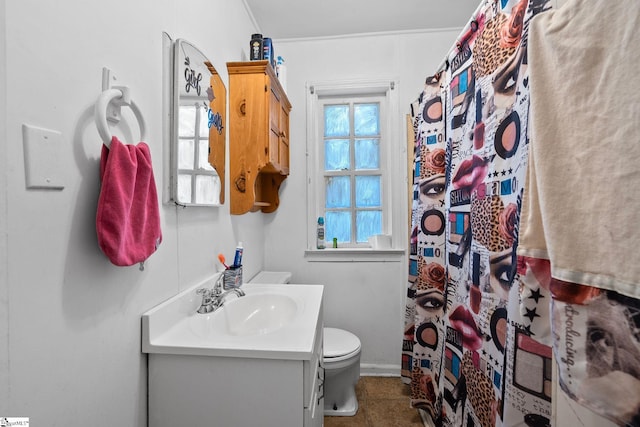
[324,327,361,362]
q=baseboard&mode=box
[359,363,401,377]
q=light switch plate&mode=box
[22,124,65,190]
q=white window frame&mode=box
[306,79,405,255]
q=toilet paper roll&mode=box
[368,234,392,249]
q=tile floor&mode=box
[324,376,425,427]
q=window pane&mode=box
[198,104,210,138]
[355,139,379,169]
[178,139,195,169]
[354,103,379,136]
[198,140,214,170]
[355,176,381,207]
[324,105,349,137]
[178,105,197,137]
[325,139,350,171]
[177,174,192,203]
[356,210,382,243]
[195,175,219,204]
[326,176,351,208]
[326,211,351,243]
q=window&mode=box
[174,102,220,205]
[323,99,383,244]
[307,80,400,250]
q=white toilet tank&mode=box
[249,271,292,284]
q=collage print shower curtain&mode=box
[402,0,554,426]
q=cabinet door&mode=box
[279,103,290,175]
[268,86,281,170]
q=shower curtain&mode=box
[405,1,640,426]
[402,0,555,426]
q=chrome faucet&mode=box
[196,273,245,314]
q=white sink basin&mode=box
[212,293,297,336]
[189,293,299,338]
[142,276,323,360]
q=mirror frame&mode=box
[170,38,226,206]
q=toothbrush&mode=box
[217,253,229,269]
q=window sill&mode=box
[304,248,405,262]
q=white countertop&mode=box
[142,279,324,360]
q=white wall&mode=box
[0,0,8,415]
[3,0,266,424]
[268,30,460,373]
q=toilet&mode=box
[249,271,362,416]
[323,326,361,416]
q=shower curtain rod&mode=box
[434,0,485,76]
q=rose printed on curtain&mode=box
[403,1,554,426]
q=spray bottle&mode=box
[316,217,325,249]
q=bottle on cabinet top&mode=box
[263,37,274,67]
[276,56,287,92]
[250,34,263,61]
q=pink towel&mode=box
[96,136,162,266]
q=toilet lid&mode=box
[324,327,361,358]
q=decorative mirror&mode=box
[170,38,226,206]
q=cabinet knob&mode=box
[239,100,246,116]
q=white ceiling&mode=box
[244,0,482,40]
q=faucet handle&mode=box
[196,287,212,299]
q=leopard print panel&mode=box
[416,256,429,290]
[470,193,510,252]
[472,13,516,78]
[410,366,437,415]
[461,351,496,427]
[411,366,432,401]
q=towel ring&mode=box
[95,88,147,148]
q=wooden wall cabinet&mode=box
[227,60,291,214]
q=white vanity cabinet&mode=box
[145,283,324,427]
[304,319,324,427]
